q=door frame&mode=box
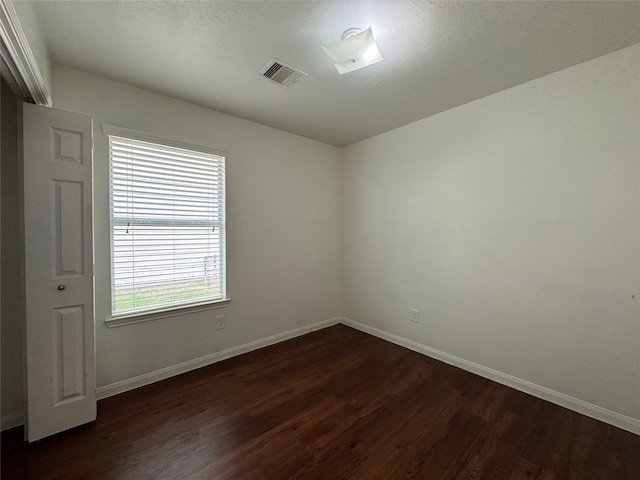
[0,0,51,106]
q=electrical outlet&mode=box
[216,314,226,330]
[410,308,419,323]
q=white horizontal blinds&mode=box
[109,136,225,314]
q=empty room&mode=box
[1,0,639,478]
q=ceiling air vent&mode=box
[260,58,308,87]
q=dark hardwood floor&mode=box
[3,324,639,479]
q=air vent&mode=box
[260,58,308,87]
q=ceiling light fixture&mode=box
[321,27,383,75]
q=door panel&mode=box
[23,102,95,441]
[52,179,84,276]
[52,305,86,403]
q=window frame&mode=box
[103,124,229,328]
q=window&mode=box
[108,133,226,318]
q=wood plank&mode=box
[3,325,639,480]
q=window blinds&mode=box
[109,135,226,315]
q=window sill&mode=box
[104,298,231,328]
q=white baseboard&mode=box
[96,317,341,400]
[11,316,639,436]
[340,317,640,436]
[1,411,24,431]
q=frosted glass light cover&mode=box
[321,27,383,74]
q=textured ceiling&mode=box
[14,1,640,147]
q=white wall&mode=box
[51,65,342,389]
[4,40,638,433]
[342,44,640,422]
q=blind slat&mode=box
[110,151,223,173]
[111,137,222,163]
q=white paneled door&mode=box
[23,103,96,441]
